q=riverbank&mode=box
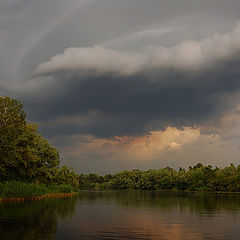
[0,181,79,202]
[0,192,78,203]
[79,189,240,195]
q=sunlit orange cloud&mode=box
[52,120,240,173]
[111,127,201,160]
[59,127,205,162]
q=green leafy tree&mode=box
[55,166,79,187]
[0,97,26,179]
[0,96,77,186]
[78,164,240,192]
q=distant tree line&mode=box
[79,163,240,192]
[0,96,79,187]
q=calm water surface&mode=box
[1,191,240,240]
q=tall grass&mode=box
[48,184,78,193]
[0,181,78,199]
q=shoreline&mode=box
[0,192,79,203]
[79,189,240,195]
[1,189,240,203]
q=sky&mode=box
[1,0,240,174]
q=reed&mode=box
[0,181,78,199]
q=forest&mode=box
[79,164,240,192]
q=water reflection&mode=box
[0,197,78,240]
[78,190,240,213]
[1,191,240,240]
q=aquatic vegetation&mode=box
[0,181,78,199]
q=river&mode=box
[1,191,240,239]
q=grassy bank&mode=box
[0,181,79,202]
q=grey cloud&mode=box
[20,22,240,138]
[0,0,89,84]
[1,0,240,86]
[19,50,240,138]
[19,0,240,82]
[35,23,240,76]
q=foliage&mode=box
[0,97,26,180]
[78,164,240,192]
[0,96,79,187]
[54,166,79,187]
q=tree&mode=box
[0,96,61,183]
[55,166,79,187]
[0,97,27,180]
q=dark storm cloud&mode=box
[17,21,240,139]
[19,51,240,138]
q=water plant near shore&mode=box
[0,181,78,200]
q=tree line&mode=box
[79,163,240,192]
[0,96,79,187]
